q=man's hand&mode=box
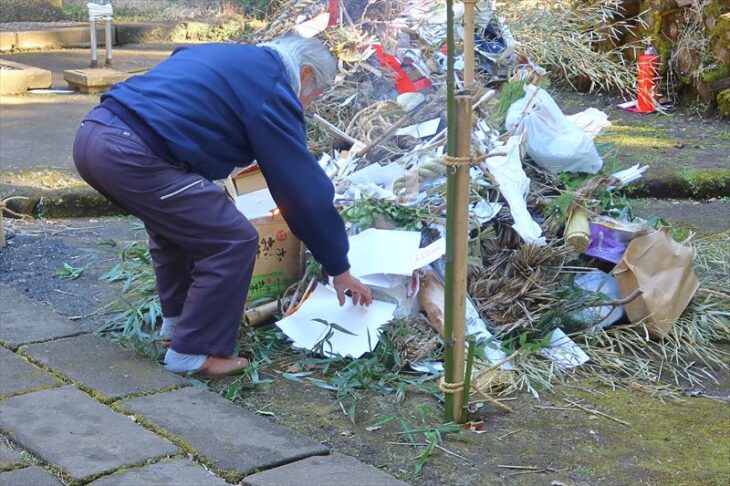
[332,270,373,307]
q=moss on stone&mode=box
[679,167,730,198]
[718,89,730,118]
[703,64,729,85]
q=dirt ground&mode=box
[1,216,728,485]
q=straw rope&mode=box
[439,377,464,394]
[443,153,490,167]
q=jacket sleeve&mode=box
[244,84,350,276]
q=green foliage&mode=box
[226,319,442,426]
[414,431,438,476]
[99,242,160,352]
[54,263,85,280]
[495,79,527,128]
[341,198,424,231]
[395,407,462,476]
[62,3,86,21]
[501,330,555,354]
[311,318,357,357]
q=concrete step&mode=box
[0,25,116,52]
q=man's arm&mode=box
[245,84,371,305]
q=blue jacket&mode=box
[102,44,349,276]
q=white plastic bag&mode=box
[482,135,546,246]
[506,85,603,174]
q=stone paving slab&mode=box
[0,386,177,482]
[0,284,85,350]
[243,453,410,486]
[89,458,228,486]
[0,346,61,397]
[0,434,25,470]
[121,387,329,476]
[22,334,187,401]
[0,466,63,486]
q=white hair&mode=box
[259,35,336,97]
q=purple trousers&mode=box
[73,106,258,356]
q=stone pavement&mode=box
[0,283,409,485]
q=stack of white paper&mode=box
[347,229,445,288]
[275,285,397,358]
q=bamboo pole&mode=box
[245,298,291,327]
[463,0,476,87]
[443,0,477,425]
[443,0,458,422]
[450,96,472,420]
[461,335,477,421]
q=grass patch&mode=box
[597,124,676,150]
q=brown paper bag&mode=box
[614,228,699,338]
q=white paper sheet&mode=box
[234,189,277,219]
[414,238,446,268]
[611,164,649,186]
[396,118,441,139]
[348,229,422,278]
[275,285,396,358]
[541,328,590,369]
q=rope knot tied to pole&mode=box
[443,153,489,167]
[439,377,465,394]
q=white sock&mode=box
[159,315,180,340]
[164,348,207,374]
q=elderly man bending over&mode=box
[73,36,372,378]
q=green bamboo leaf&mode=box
[282,371,314,382]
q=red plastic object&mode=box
[636,52,658,113]
[374,44,417,94]
[328,0,338,26]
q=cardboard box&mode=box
[226,165,303,302]
[225,165,268,195]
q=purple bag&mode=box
[584,223,627,264]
